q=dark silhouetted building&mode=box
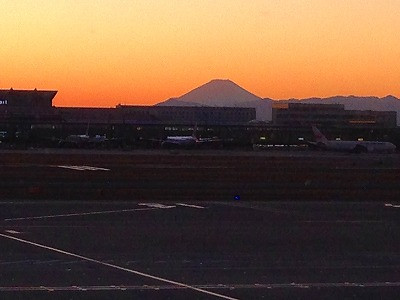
[272,103,396,128]
[0,89,59,127]
[0,89,255,126]
[115,105,256,125]
[0,89,56,114]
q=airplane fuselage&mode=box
[65,134,90,143]
[162,136,197,147]
[323,140,396,153]
[61,134,108,147]
[311,126,396,153]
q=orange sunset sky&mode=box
[1,0,400,107]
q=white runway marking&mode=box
[0,233,238,300]
[138,203,176,209]
[384,203,400,208]
[301,220,383,224]
[54,165,110,171]
[0,259,62,265]
[4,230,21,234]
[175,203,205,209]
[134,164,232,169]
[215,202,293,215]
[4,208,157,221]
[1,281,400,292]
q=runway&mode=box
[1,201,400,299]
[1,149,400,298]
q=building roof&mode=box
[0,89,57,103]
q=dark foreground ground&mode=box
[1,201,400,299]
[1,149,400,299]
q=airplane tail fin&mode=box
[312,126,328,144]
[85,122,90,136]
[192,124,198,139]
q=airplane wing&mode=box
[306,140,326,150]
[196,137,223,143]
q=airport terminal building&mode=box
[2,89,396,128]
[57,105,256,126]
[272,103,397,128]
[0,89,399,146]
[0,89,255,127]
[0,89,58,120]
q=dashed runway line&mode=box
[0,233,238,300]
[214,202,295,215]
[4,207,158,222]
[133,164,232,169]
[0,259,61,266]
[52,165,110,171]
[385,203,400,208]
[2,202,207,223]
[4,230,22,234]
[1,281,400,292]
[175,203,205,209]
[138,203,176,209]
[300,220,384,224]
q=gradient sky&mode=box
[1,0,400,106]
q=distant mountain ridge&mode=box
[157,79,262,106]
[156,79,400,124]
[156,79,272,120]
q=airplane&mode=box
[309,126,396,153]
[161,125,222,148]
[57,123,90,147]
[57,124,122,148]
[140,125,223,149]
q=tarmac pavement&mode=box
[1,149,400,299]
[1,201,400,299]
